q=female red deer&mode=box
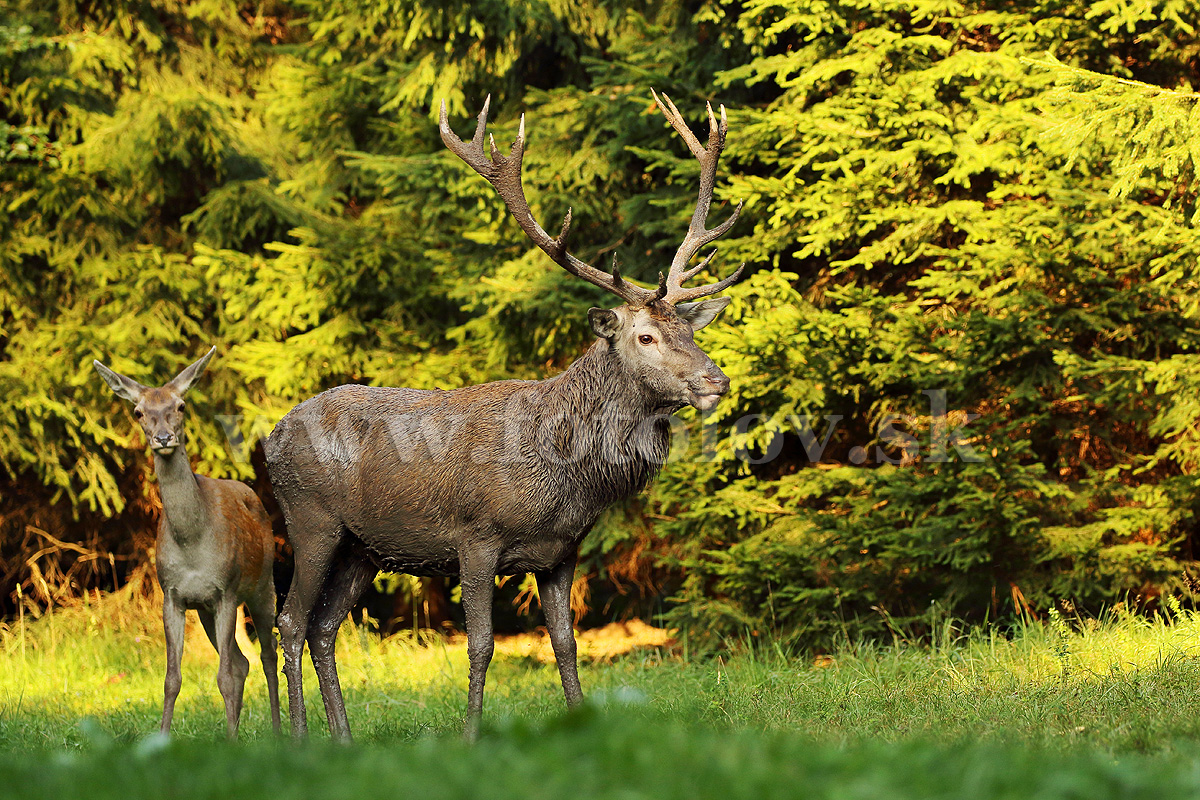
[94,348,281,738]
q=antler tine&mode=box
[679,249,719,284]
[668,262,746,304]
[439,96,492,174]
[651,90,746,304]
[441,97,660,307]
[611,254,667,302]
[651,89,706,160]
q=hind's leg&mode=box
[203,599,250,739]
[276,507,345,739]
[306,542,377,742]
[248,580,282,735]
[159,594,186,735]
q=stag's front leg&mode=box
[536,553,583,708]
[160,593,186,735]
[460,546,500,741]
[213,596,250,739]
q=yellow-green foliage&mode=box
[2,0,1199,645]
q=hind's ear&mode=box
[93,360,146,403]
[166,346,216,395]
[676,297,731,331]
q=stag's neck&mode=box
[543,340,673,499]
[153,448,209,544]
[550,339,668,414]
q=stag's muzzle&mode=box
[690,372,730,412]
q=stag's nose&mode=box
[154,434,173,448]
[704,374,731,395]
[690,368,731,412]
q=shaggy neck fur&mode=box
[540,339,673,506]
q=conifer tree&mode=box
[2,0,1198,647]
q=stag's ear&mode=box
[676,297,731,331]
[166,346,216,395]
[93,360,146,403]
[588,308,621,340]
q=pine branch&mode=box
[1027,53,1200,215]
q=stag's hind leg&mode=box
[307,541,377,742]
[276,509,345,738]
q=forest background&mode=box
[2,0,1198,649]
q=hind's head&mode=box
[93,347,215,456]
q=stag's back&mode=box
[264,377,630,574]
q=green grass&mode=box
[7,590,1200,798]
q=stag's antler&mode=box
[440,96,666,307]
[651,90,746,305]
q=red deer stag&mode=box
[94,348,281,738]
[265,91,745,740]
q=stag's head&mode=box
[585,299,730,412]
[440,91,743,411]
[93,347,215,455]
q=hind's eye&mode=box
[177,402,185,413]
[133,409,143,419]
[638,335,655,345]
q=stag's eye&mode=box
[133,408,144,419]
[638,334,655,346]
[176,402,185,413]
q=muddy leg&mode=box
[460,546,500,741]
[277,516,344,739]
[536,552,583,708]
[307,544,377,742]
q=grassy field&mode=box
[6,589,1200,798]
